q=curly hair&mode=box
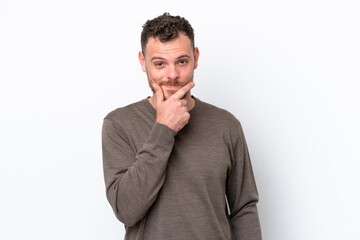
[141,13,195,55]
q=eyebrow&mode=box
[177,55,191,59]
[150,57,166,61]
[150,55,191,62]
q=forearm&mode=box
[103,120,176,226]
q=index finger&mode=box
[171,82,195,100]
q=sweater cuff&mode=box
[145,122,177,151]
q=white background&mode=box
[1,0,359,239]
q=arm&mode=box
[102,82,194,226]
[102,118,176,226]
[226,121,262,240]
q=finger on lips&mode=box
[172,82,195,100]
[153,81,194,104]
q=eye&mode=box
[179,59,188,65]
[155,62,164,67]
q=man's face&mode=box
[139,32,199,100]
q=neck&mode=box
[148,91,195,111]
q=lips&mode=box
[161,85,182,91]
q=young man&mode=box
[102,13,262,239]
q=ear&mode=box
[138,51,146,72]
[193,47,200,69]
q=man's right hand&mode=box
[153,82,195,132]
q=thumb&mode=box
[153,83,164,105]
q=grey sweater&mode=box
[102,96,261,240]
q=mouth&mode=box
[161,85,183,91]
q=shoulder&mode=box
[192,97,246,146]
[195,97,241,130]
[104,98,149,122]
[102,99,153,134]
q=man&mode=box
[102,13,262,239]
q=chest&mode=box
[165,122,233,190]
[127,114,233,188]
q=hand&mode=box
[153,82,195,132]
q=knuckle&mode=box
[176,101,182,107]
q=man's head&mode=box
[139,13,199,101]
[141,13,195,56]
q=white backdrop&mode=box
[1,0,359,239]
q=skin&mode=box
[138,32,200,132]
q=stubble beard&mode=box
[147,73,195,100]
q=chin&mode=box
[165,90,176,97]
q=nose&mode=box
[166,64,180,80]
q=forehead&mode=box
[145,32,193,58]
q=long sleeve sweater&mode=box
[102,96,262,240]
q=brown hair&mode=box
[141,13,195,55]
